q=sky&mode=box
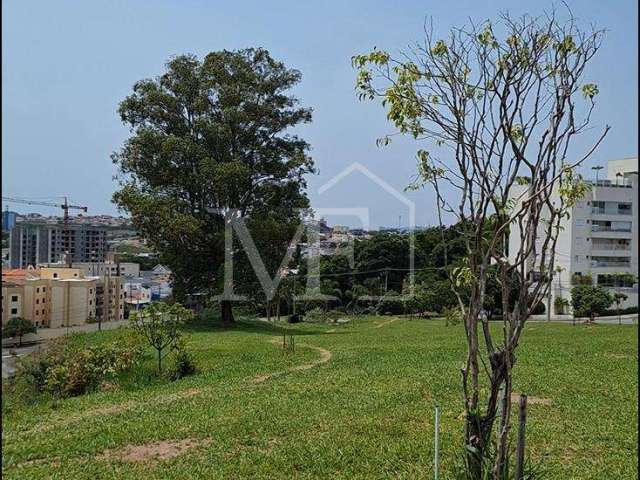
[2,0,638,228]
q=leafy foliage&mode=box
[9,333,145,399]
[571,285,613,320]
[2,317,36,346]
[129,302,193,373]
[112,49,314,323]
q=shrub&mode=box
[168,340,197,381]
[571,285,613,320]
[376,291,404,315]
[2,317,37,346]
[554,297,570,315]
[304,307,328,323]
[443,306,462,326]
[9,335,145,400]
[44,341,144,397]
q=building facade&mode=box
[39,261,140,278]
[9,224,107,268]
[508,158,638,315]
[1,267,124,328]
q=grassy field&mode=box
[2,316,637,479]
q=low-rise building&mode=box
[1,266,124,328]
[39,260,140,278]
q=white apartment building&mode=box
[509,157,638,315]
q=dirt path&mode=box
[250,341,332,384]
[374,318,399,329]
[16,340,333,437]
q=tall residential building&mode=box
[9,223,107,268]
[508,158,638,315]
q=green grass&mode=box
[2,317,637,479]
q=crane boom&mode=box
[2,196,88,267]
[1,196,87,211]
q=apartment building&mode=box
[508,158,638,315]
[9,223,107,268]
[39,261,140,278]
[1,267,124,328]
[95,274,125,323]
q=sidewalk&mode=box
[529,313,638,324]
[1,319,130,347]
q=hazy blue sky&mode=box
[2,0,637,228]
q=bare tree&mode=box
[353,8,607,478]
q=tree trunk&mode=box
[267,302,271,323]
[157,348,162,373]
[277,298,281,322]
[220,300,235,325]
[464,413,495,479]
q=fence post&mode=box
[434,404,440,480]
[514,394,528,480]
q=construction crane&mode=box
[2,196,88,267]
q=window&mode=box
[53,273,58,279]
[36,287,40,293]
[11,295,18,302]
[42,286,46,292]
[36,299,39,304]
[11,308,17,315]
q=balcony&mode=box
[591,242,631,252]
[591,207,632,215]
[591,257,632,268]
[591,224,632,233]
[587,179,633,188]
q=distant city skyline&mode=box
[3,0,637,228]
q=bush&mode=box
[601,306,638,317]
[443,306,462,326]
[168,343,196,381]
[554,297,569,315]
[571,285,613,320]
[9,334,145,400]
[376,291,404,315]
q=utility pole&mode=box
[591,165,603,185]
[384,268,389,294]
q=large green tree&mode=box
[113,49,314,324]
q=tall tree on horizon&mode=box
[113,49,314,325]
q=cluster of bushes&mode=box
[4,302,199,405]
[601,306,638,317]
[8,332,145,401]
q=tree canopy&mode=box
[113,49,314,324]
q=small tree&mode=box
[2,317,37,347]
[130,302,193,373]
[571,285,613,323]
[353,8,607,477]
[612,292,628,325]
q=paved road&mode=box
[2,343,42,378]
